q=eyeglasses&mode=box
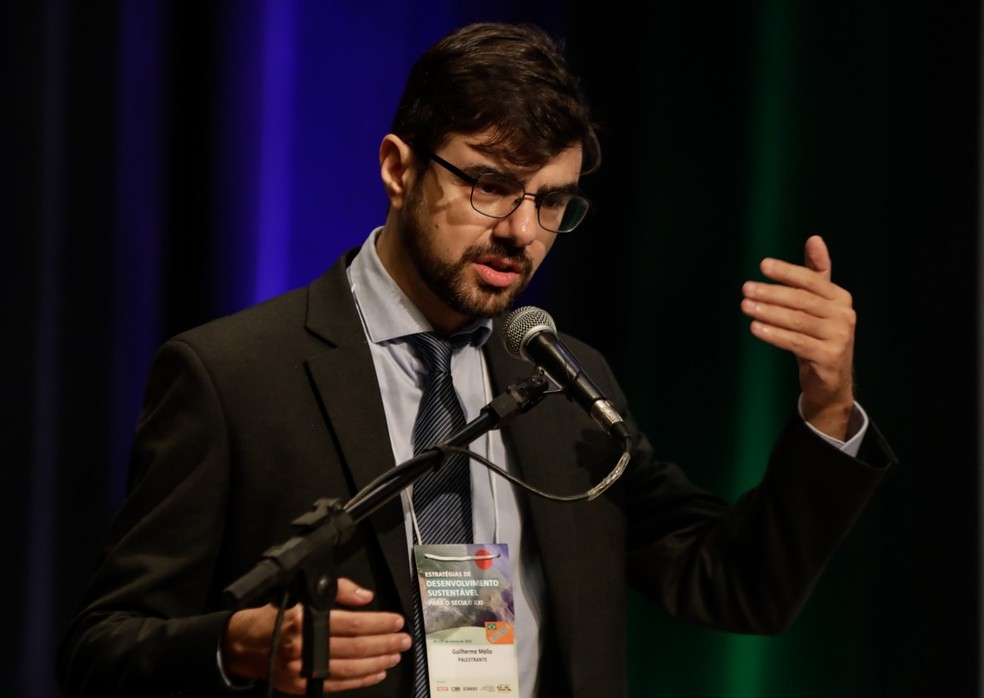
[423,150,590,234]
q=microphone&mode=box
[502,306,630,442]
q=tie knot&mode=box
[406,332,471,375]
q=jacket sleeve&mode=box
[618,384,895,635]
[57,338,241,697]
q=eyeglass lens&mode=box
[470,173,588,233]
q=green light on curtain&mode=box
[723,1,797,696]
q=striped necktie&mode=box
[407,332,473,543]
[405,331,473,697]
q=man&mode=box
[57,21,894,697]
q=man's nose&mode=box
[492,195,540,246]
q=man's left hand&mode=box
[741,235,856,440]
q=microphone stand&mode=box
[222,372,551,697]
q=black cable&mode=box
[445,436,633,501]
[266,588,291,698]
[349,436,632,515]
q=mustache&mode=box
[460,240,533,274]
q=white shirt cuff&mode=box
[216,642,256,691]
[797,394,869,458]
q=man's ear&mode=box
[379,134,416,210]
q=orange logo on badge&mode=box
[485,621,514,644]
[474,549,494,570]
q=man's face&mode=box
[389,133,583,332]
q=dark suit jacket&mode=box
[57,250,894,697]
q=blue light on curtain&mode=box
[254,0,296,305]
[215,1,564,313]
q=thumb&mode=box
[334,577,375,607]
[804,235,832,281]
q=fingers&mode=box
[742,236,853,348]
[740,237,856,438]
[330,605,407,638]
[222,587,413,695]
[741,303,854,370]
[753,256,849,307]
[321,671,391,693]
[335,577,375,607]
[741,280,855,348]
[270,608,411,694]
[322,608,411,693]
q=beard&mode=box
[400,185,535,320]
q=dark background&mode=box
[3,1,978,696]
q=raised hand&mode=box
[741,235,856,440]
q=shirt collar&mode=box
[348,228,493,348]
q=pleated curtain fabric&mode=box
[405,332,473,697]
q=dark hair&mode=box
[390,22,601,174]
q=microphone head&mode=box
[502,305,557,360]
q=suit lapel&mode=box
[484,321,583,683]
[303,250,415,616]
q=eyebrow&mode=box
[433,147,581,196]
[462,161,581,196]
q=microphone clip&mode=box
[484,371,552,426]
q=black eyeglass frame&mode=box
[422,150,591,234]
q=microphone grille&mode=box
[502,305,557,360]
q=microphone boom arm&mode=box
[222,371,552,611]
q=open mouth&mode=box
[481,256,520,273]
[473,256,525,288]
